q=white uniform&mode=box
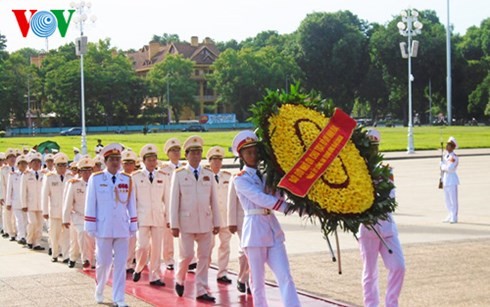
[42,171,73,259]
[6,170,26,241]
[209,169,233,278]
[441,151,459,223]
[169,165,221,297]
[63,178,95,265]
[226,174,249,285]
[234,166,301,307]
[20,169,44,247]
[1,165,17,238]
[133,168,168,282]
[84,170,137,304]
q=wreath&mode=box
[249,84,397,240]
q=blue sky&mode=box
[1,0,488,52]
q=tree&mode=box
[146,54,197,123]
[150,33,181,45]
[296,11,370,113]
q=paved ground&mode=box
[1,148,489,306]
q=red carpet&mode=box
[81,265,348,306]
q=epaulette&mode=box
[158,170,169,176]
[203,165,211,170]
[121,172,131,177]
[92,171,104,176]
[235,170,246,177]
[181,162,187,166]
[175,167,186,173]
[221,170,231,176]
[68,178,80,184]
[46,172,55,177]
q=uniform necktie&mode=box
[149,172,153,183]
[112,175,116,184]
[35,171,39,180]
[256,170,263,182]
[194,169,199,181]
[215,174,219,183]
[176,165,179,169]
[60,175,64,182]
[11,167,14,172]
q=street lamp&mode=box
[70,1,96,155]
[166,73,172,128]
[397,8,423,154]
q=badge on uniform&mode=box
[157,179,163,183]
[77,188,84,194]
[203,176,210,182]
[100,184,108,187]
[118,183,129,193]
[52,182,59,186]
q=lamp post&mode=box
[397,9,423,154]
[71,1,96,155]
[446,0,452,125]
[166,73,172,128]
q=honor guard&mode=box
[42,153,74,262]
[232,130,301,307]
[7,154,29,245]
[132,144,169,286]
[169,136,221,302]
[206,146,234,284]
[359,129,405,307]
[1,149,18,240]
[20,152,45,250]
[121,149,138,273]
[441,136,460,224]
[62,158,96,269]
[227,173,250,293]
[84,143,137,306]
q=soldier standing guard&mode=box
[169,135,221,302]
[206,146,234,284]
[441,136,460,224]
[62,158,96,269]
[132,144,168,286]
[84,143,137,306]
[20,152,45,250]
[231,130,301,307]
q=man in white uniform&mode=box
[1,148,18,240]
[232,130,301,307]
[441,136,460,224]
[20,152,45,250]
[169,136,221,302]
[121,149,138,273]
[84,143,137,306]
[62,157,96,269]
[73,147,82,162]
[7,155,29,245]
[358,129,405,307]
[132,144,168,286]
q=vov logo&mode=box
[12,9,76,38]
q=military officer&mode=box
[69,161,79,177]
[121,149,138,273]
[42,153,74,262]
[169,135,221,302]
[42,153,55,173]
[206,146,234,284]
[441,136,460,224]
[20,152,45,250]
[62,158,96,269]
[84,143,137,306]
[359,129,405,307]
[7,154,29,245]
[93,154,105,172]
[232,130,301,307]
[132,144,168,286]
[227,172,250,293]
[1,149,17,240]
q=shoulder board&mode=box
[175,167,186,173]
[157,170,169,176]
[221,170,231,176]
[121,172,131,177]
[46,172,55,177]
[203,165,211,170]
[235,170,246,177]
[68,178,80,184]
[181,162,187,166]
[92,171,104,176]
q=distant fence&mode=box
[7,122,254,136]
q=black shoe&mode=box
[9,237,16,242]
[149,280,165,287]
[62,258,69,264]
[83,260,90,269]
[188,262,197,270]
[2,233,8,238]
[51,257,58,263]
[217,275,232,284]
[132,271,141,282]
[48,248,52,256]
[237,281,246,293]
[126,268,134,274]
[175,283,184,297]
[166,264,174,271]
[27,244,33,249]
[68,260,76,268]
[17,238,27,245]
[196,294,216,302]
[33,246,45,251]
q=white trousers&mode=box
[27,211,43,246]
[3,206,16,236]
[162,226,175,265]
[70,223,95,264]
[95,237,129,304]
[444,185,458,222]
[13,209,27,240]
[236,229,249,284]
[176,232,213,297]
[245,241,301,307]
[135,226,164,282]
[359,234,405,307]
[210,227,232,278]
[49,218,70,259]
[126,236,136,269]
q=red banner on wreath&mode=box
[277,108,357,197]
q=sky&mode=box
[1,0,489,53]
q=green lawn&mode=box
[1,126,489,159]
